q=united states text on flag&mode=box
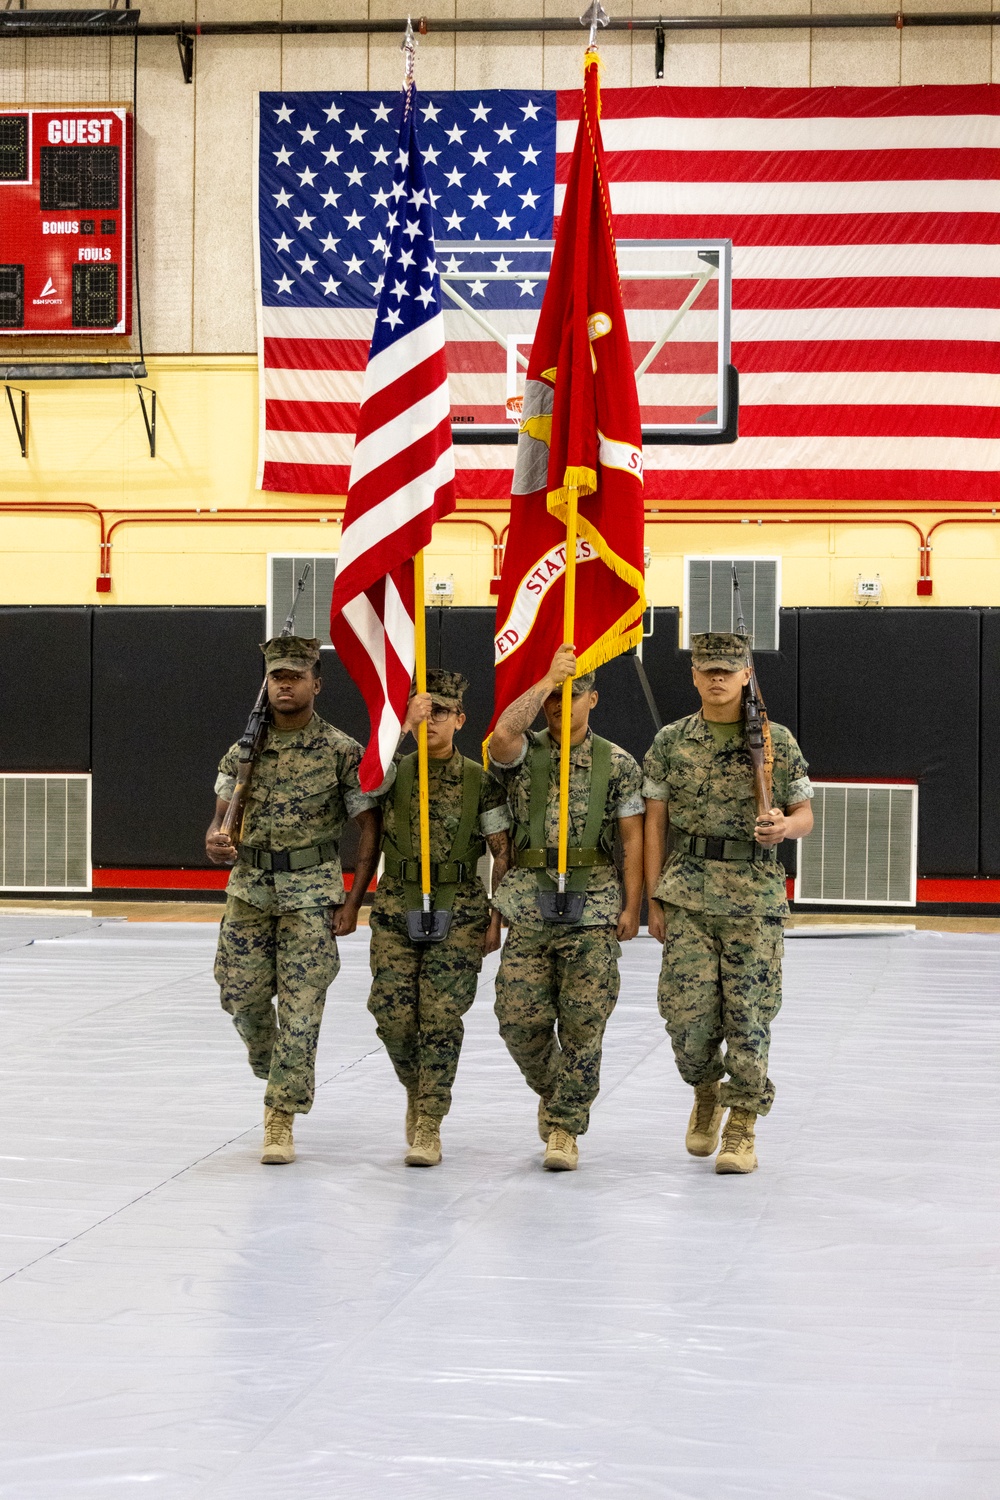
[256,84,1000,506]
[327,87,455,793]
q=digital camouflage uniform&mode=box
[214,711,375,1115]
[491,726,644,1137]
[643,709,812,1116]
[368,748,510,1121]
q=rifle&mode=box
[731,564,774,822]
[219,564,312,846]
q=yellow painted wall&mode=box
[0,356,993,616]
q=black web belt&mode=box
[670,830,776,864]
[238,839,339,874]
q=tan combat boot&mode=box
[261,1106,295,1165]
[543,1127,579,1172]
[405,1115,442,1167]
[685,1080,724,1157]
[406,1089,418,1146]
[715,1108,758,1174]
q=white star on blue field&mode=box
[259,90,557,312]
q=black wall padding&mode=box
[798,609,980,877]
[978,611,1000,875]
[91,608,266,866]
[438,606,497,759]
[0,607,92,771]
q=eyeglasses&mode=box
[429,705,455,722]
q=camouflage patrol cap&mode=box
[421,668,468,712]
[690,632,749,672]
[571,671,597,695]
[261,635,322,674]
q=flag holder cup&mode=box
[536,888,587,924]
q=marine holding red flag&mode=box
[488,49,645,733]
[485,46,647,1176]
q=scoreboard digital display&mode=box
[0,107,132,335]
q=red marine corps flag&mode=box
[489,46,645,734]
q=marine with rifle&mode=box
[642,573,814,1174]
[205,578,381,1166]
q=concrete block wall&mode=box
[2,0,997,355]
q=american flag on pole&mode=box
[327,84,455,794]
[256,84,1000,505]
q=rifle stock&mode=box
[219,565,312,845]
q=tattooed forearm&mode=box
[488,644,576,765]
[486,830,511,891]
[488,683,550,763]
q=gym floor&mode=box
[0,909,996,1498]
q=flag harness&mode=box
[515,731,614,923]
[383,753,485,939]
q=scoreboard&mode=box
[0,107,132,335]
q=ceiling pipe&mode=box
[4,10,1000,38]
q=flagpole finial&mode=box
[402,15,418,96]
[580,0,609,49]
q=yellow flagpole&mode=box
[412,548,432,914]
[557,492,579,894]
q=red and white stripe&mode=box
[328,317,455,792]
[260,84,1000,506]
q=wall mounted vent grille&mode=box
[683,557,780,650]
[0,775,91,891]
[267,555,338,646]
[795,782,917,907]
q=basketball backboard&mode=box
[438,238,735,445]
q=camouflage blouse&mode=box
[489,728,644,930]
[215,713,375,913]
[642,711,813,917]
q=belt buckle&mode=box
[545,848,559,870]
[270,849,290,873]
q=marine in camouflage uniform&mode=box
[643,631,814,1174]
[368,670,511,1167]
[489,644,645,1171]
[207,635,381,1165]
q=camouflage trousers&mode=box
[368,905,486,1121]
[494,924,621,1137]
[214,895,340,1115]
[657,905,784,1115]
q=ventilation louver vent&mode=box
[795,782,917,907]
[0,775,91,891]
[267,555,338,647]
[684,557,780,650]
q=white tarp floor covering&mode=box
[0,916,996,1499]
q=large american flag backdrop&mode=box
[255,84,1000,506]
